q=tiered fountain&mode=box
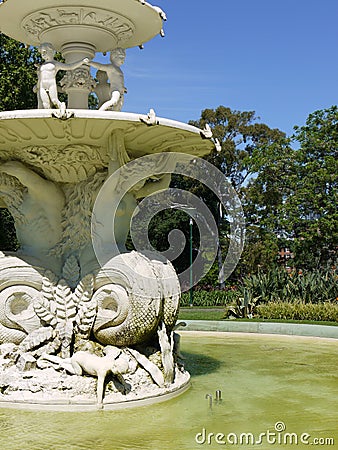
[0,0,215,409]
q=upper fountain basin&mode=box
[0,0,164,52]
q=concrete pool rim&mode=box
[181,320,338,339]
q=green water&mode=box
[0,332,337,450]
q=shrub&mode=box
[224,288,260,319]
[241,268,337,304]
[179,267,338,310]
[180,290,236,307]
[256,302,338,322]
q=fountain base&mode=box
[0,350,190,411]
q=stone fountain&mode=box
[0,0,215,410]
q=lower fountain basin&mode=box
[0,331,336,449]
[0,109,213,187]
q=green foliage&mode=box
[224,288,259,319]
[181,268,337,315]
[180,290,235,307]
[289,106,338,267]
[0,209,18,251]
[88,92,99,110]
[240,268,337,304]
[256,302,338,323]
[0,34,41,110]
[197,261,222,289]
[245,106,338,270]
[147,209,192,277]
[189,105,285,189]
[178,308,224,321]
[240,229,280,274]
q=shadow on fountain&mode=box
[0,209,19,252]
[105,372,132,396]
[181,351,221,377]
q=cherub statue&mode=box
[93,70,111,110]
[41,346,130,408]
[90,48,126,111]
[37,42,90,109]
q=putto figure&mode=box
[93,70,111,109]
[90,48,126,111]
[37,42,89,109]
[41,346,130,408]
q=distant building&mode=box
[278,247,294,264]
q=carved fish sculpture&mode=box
[93,251,180,346]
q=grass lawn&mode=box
[178,307,338,326]
[178,307,224,321]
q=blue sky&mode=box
[95,0,338,136]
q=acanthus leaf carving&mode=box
[61,255,81,289]
[21,145,104,183]
[55,279,77,324]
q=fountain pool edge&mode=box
[0,376,191,412]
[182,320,338,339]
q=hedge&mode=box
[256,302,338,322]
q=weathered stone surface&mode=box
[16,353,37,372]
[0,343,17,358]
[0,346,189,407]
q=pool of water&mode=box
[0,332,337,450]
